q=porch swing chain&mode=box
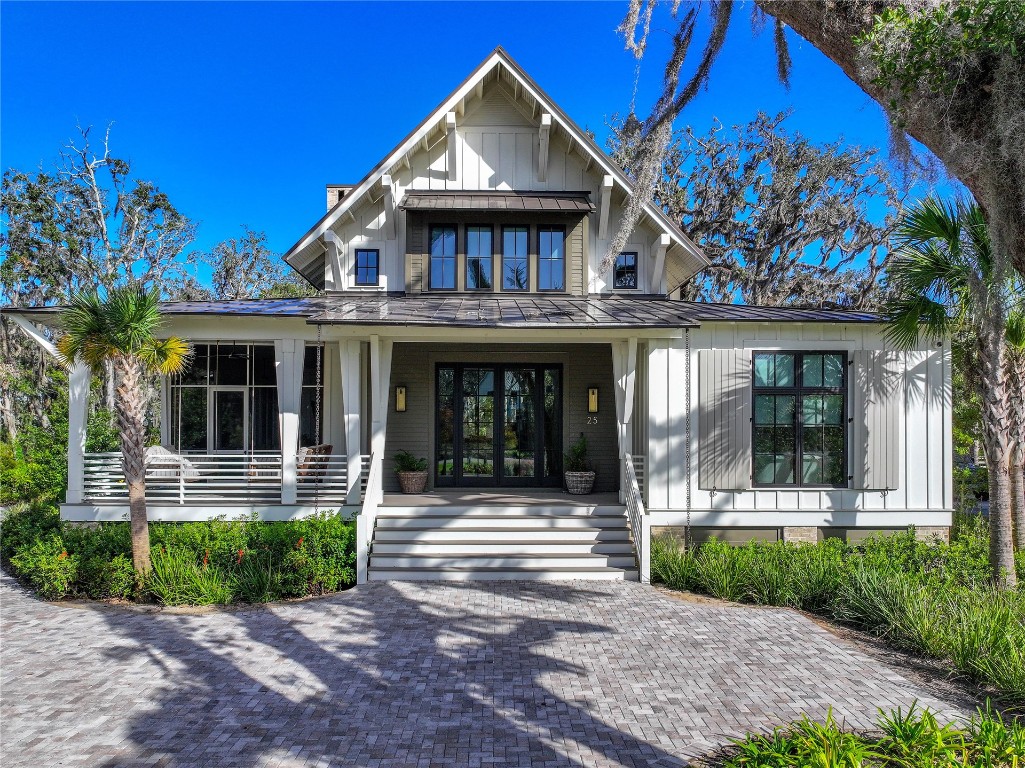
[313,323,323,516]
[685,328,692,552]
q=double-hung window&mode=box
[354,248,379,286]
[752,352,847,487]
[538,226,565,291]
[465,226,493,290]
[429,225,457,290]
[502,226,529,291]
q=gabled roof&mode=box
[283,47,708,291]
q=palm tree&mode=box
[884,197,1018,588]
[1005,311,1025,550]
[57,286,189,578]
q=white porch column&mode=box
[66,362,90,505]
[274,339,305,505]
[612,338,638,501]
[339,339,363,505]
[369,334,394,504]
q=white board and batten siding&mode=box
[319,86,657,295]
[646,322,953,530]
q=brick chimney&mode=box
[326,184,354,212]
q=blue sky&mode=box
[1,1,942,271]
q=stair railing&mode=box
[356,451,383,585]
[623,453,650,583]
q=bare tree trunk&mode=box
[114,358,151,578]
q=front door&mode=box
[436,363,561,487]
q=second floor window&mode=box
[354,249,379,286]
[538,227,565,291]
[614,252,638,289]
[502,227,528,290]
[466,226,493,290]
[429,226,457,290]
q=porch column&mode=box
[340,339,363,505]
[612,338,638,501]
[275,338,305,505]
[369,334,394,504]
[66,362,90,505]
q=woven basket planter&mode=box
[397,471,429,494]
[564,471,595,495]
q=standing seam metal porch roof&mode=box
[2,295,885,327]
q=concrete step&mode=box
[368,566,639,582]
[372,541,636,555]
[375,516,628,530]
[377,505,627,517]
[373,528,632,543]
[370,554,638,569]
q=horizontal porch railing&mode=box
[82,452,371,506]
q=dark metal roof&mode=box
[676,301,883,324]
[2,296,885,327]
[400,190,594,213]
[309,295,699,328]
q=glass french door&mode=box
[436,364,561,487]
[210,387,248,454]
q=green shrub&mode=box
[724,703,1025,767]
[9,535,79,599]
[650,527,1025,700]
[147,548,234,606]
[2,504,357,605]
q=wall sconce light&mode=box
[395,386,407,413]
[587,387,599,414]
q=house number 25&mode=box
[586,416,598,425]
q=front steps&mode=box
[368,503,638,581]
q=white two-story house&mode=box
[5,48,952,584]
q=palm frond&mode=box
[139,336,191,375]
[1006,310,1025,351]
[884,294,950,349]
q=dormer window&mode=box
[429,226,457,290]
[613,252,638,290]
[538,227,565,291]
[466,226,493,290]
[502,227,529,291]
[355,249,379,286]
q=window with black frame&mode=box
[429,225,457,290]
[354,248,379,286]
[752,352,847,487]
[537,226,565,291]
[613,252,638,289]
[466,226,493,290]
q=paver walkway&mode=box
[1,571,970,767]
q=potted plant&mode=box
[394,449,429,494]
[564,434,595,495]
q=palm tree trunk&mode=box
[1006,349,1025,551]
[1011,446,1025,551]
[114,357,151,577]
[978,333,1016,588]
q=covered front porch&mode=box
[9,294,694,582]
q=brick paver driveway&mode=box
[1,571,969,767]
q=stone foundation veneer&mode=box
[782,526,820,544]
[913,526,950,543]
